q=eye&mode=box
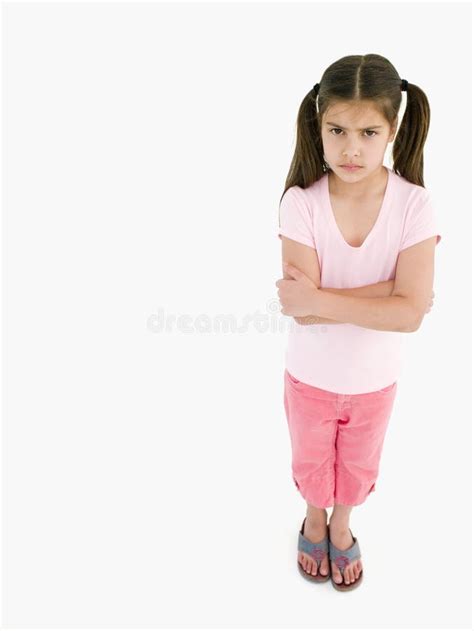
[329,128,378,137]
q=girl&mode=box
[275,54,441,591]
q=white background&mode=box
[2,1,471,628]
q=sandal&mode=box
[328,527,364,591]
[297,517,330,583]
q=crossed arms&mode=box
[280,236,436,333]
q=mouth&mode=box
[340,164,362,171]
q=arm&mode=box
[311,293,415,332]
[296,280,394,325]
[280,235,395,325]
[321,281,394,298]
[309,237,438,332]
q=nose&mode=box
[343,147,361,158]
[342,141,361,157]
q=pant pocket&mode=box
[377,381,396,393]
[286,370,301,385]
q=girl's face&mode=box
[321,101,397,180]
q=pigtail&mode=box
[279,85,328,205]
[392,82,431,187]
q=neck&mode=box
[329,165,388,200]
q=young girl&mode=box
[276,54,441,591]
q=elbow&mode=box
[397,307,424,333]
[392,296,424,333]
[411,314,425,332]
[403,310,424,333]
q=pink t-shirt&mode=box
[277,166,442,395]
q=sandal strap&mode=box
[297,519,329,566]
[329,530,361,571]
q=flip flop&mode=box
[328,527,364,591]
[297,517,330,582]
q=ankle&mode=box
[305,508,328,528]
[329,517,350,532]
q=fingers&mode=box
[426,290,435,313]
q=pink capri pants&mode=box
[283,368,398,508]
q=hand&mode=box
[275,262,320,317]
[294,315,319,325]
[426,290,435,313]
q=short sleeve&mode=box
[277,187,316,249]
[400,189,442,251]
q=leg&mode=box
[328,504,361,585]
[328,385,397,584]
[298,503,330,577]
[283,371,340,577]
[307,504,328,526]
[335,385,397,506]
[329,503,352,529]
[283,372,338,508]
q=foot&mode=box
[328,521,363,585]
[298,520,330,577]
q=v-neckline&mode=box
[324,166,392,250]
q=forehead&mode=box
[323,101,387,127]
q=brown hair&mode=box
[280,53,430,205]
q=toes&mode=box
[349,563,360,582]
[340,566,348,584]
[302,554,308,572]
[344,565,355,584]
[331,561,342,583]
[301,553,329,576]
[303,555,309,572]
[319,556,329,576]
[299,553,306,571]
[331,560,361,584]
[301,553,316,575]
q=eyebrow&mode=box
[325,122,384,130]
